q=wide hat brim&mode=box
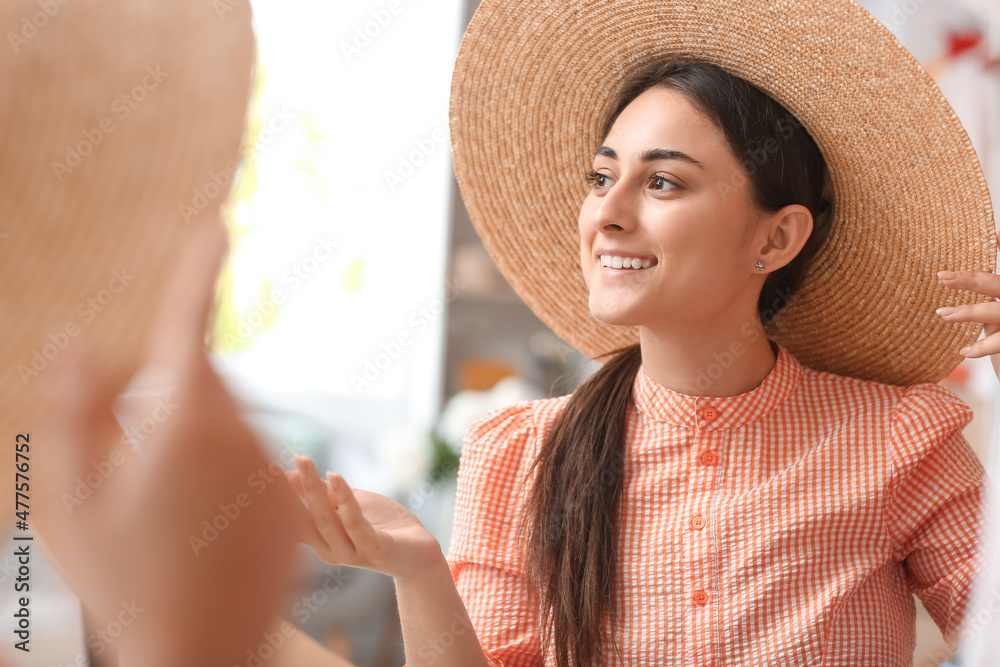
[448,0,997,386]
[0,1,254,522]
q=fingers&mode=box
[938,269,1000,300]
[144,219,231,370]
[936,270,1000,358]
[326,472,378,552]
[955,334,1000,360]
[285,469,305,496]
[294,456,355,556]
[284,469,329,542]
[936,301,1000,324]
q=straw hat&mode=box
[449,0,997,386]
[0,2,254,524]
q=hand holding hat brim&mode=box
[937,232,1000,382]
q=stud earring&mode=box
[755,260,765,271]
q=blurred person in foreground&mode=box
[35,221,358,667]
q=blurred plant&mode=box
[427,433,461,484]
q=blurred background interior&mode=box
[1,0,997,665]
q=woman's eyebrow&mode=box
[594,145,706,170]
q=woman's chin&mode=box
[588,305,643,328]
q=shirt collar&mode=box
[633,338,803,429]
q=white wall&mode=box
[217,0,465,434]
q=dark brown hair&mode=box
[515,56,835,667]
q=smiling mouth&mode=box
[600,254,655,270]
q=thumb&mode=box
[44,344,125,475]
[35,340,126,549]
[35,342,134,619]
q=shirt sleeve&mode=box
[885,382,988,638]
[445,401,544,667]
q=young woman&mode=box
[287,50,1000,667]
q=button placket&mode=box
[685,401,722,664]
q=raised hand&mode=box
[937,257,1000,382]
[35,221,304,667]
[286,455,444,583]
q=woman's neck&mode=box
[637,323,777,398]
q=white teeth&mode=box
[600,255,653,270]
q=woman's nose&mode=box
[590,177,638,233]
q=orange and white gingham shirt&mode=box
[446,340,986,666]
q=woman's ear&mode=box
[755,204,813,273]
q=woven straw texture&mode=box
[449,0,997,386]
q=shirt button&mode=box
[693,590,709,606]
[702,406,719,421]
[699,450,719,466]
[691,514,707,530]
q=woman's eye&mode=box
[585,170,678,192]
[650,174,679,191]
[585,169,609,189]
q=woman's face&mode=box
[578,86,770,330]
